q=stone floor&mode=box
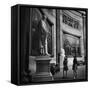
[53,65,86,80]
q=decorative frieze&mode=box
[62,12,80,30]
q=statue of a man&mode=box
[38,15,50,56]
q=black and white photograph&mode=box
[11,4,88,85]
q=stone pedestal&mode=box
[32,56,53,82]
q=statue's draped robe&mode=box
[38,19,49,55]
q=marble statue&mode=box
[38,15,50,56]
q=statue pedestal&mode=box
[32,56,53,82]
